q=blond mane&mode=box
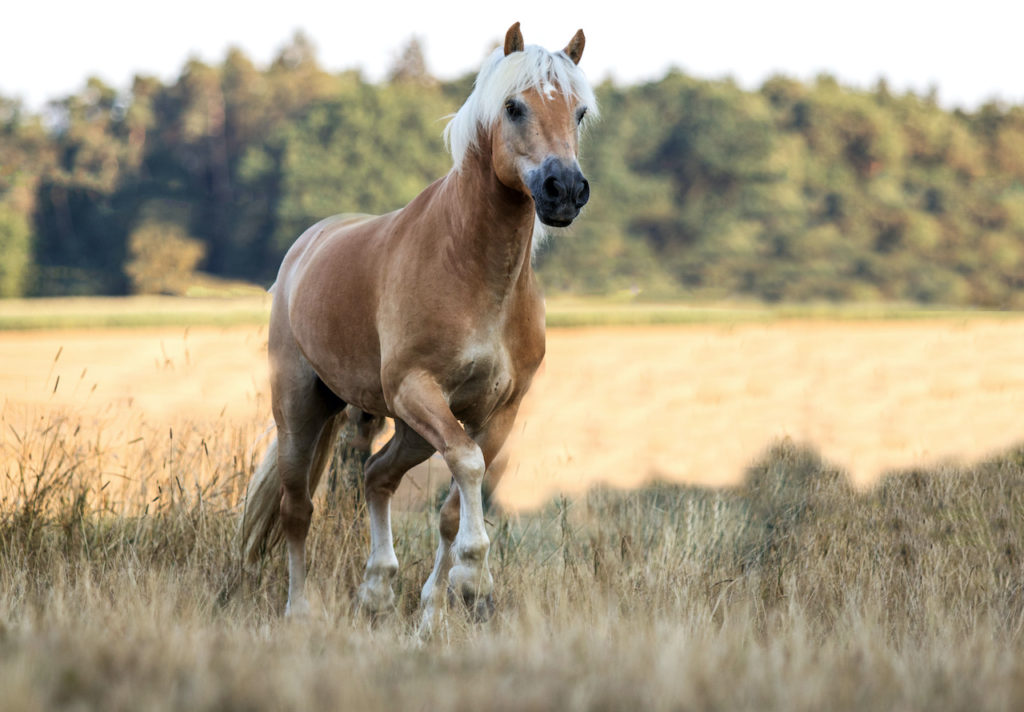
[444,43,598,170]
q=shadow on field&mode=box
[531,437,1024,627]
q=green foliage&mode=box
[125,221,206,295]
[271,82,453,252]
[2,40,1024,304]
[0,201,31,296]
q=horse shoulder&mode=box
[505,282,547,373]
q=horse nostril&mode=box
[543,175,565,201]
[575,178,590,208]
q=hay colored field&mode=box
[3,310,1024,508]
[4,304,1024,711]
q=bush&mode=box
[125,222,206,295]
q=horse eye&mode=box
[505,99,525,121]
[576,107,588,125]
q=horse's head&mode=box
[492,23,591,227]
[446,23,598,229]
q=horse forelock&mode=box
[443,44,598,172]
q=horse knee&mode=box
[444,443,485,486]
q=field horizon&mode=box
[1,293,1015,331]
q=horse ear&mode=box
[504,22,524,56]
[564,29,585,65]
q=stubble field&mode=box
[2,302,1024,710]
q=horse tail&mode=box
[239,434,282,565]
[307,412,347,503]
[240,412,346,564]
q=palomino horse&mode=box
[241,22,597,630]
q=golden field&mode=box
[2,302,1024,711]
[4,312,1024,507]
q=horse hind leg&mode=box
[419,482,463,633]
[326,407,387,500]
[356,419,433,614]
[274,372,344,617]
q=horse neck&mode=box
[441,146,537,301]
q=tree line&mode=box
[1,34,1023,306]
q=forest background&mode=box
[2,35,1023,306]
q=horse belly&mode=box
[318,356,389,415]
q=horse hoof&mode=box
[356,582,396,616]
[448,587,495,622]
[468,592,495,622]
[417,605,444,640]
[285,597,312,619]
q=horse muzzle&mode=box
[526,157,590,228]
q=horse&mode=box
[240,22,597,632]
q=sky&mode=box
[2,0,1023,112]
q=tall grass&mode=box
[2,404,1024,710]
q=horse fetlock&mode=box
[420,574,448,622]
[455,536,490,565]
[358,554,399,613]
[417,599,448,640]
[369,556,399,581]
[463,592,495,623]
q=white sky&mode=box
[2,1,1022,112]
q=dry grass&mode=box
[3,400,1024,710]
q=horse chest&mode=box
[444,343,516,421]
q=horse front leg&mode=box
[384,373,494,626]
[410,393,521,633]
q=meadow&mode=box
[2,298,1024,710]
